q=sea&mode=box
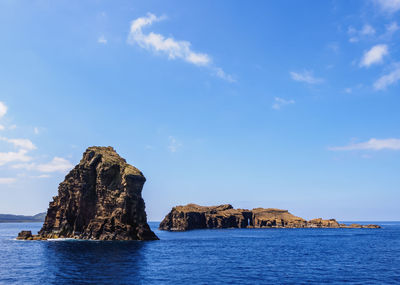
[0,221,399,284]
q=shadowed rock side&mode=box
[159,204,381,231]
[17,146,158,241]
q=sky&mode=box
[0,0,399,221]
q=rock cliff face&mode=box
[18,146,158,241]
[159,204,381,231]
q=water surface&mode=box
[1,222,399,284]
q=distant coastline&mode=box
[0,212,45,223]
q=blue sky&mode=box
[0,0,399,221]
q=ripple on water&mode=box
[0,222,399,284]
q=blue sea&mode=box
[1,222,399,284]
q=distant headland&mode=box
[0,212,45,223]
[159,204,381,231]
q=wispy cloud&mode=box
[348,24,376,42]
[361,24,376,36]
[13,157,73,173]
[0,177,16,184]
[31,174,51,179]
[272,97,295,110]
[386,22,399,34]
[374,63,400,90]
[0,101,72,176]
[290,71,323,84]
[0,137,36,150]
[127,13,234,82]
[0,135,35,166]
[214,67,235,83]
[360,44,388,67]
[168,136,182,153]
[329,138,400,151]
[0,102,7,118]
[0,125,4,131]
[98,35,107,44]
[374,0,400,13]
[0,149,32,166]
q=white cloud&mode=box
[0,125,4,131]
[0,102,7,118]
[98,35,107,44]
[128,13,210,66]
[360,44,388,67]
[375,0,400,13]
[329,138,400,151]
[360,24,376,36]
[13,157,73,173]
[37,157,73,172]
[272,97,295,110]
[0,137,36,150]
[8,125,16,130]
[386,22,399,33]
[0,149,32,166]
[374,64,400,90]
[290,71,323,84]
[34,127,39,135]
[127,13,233,81]
[168,136,182,153]
[31,174,51,179]
[0,177,16,184]
[347,24,375,42]
[214,67,235,82]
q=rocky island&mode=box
[159,204,381,231]
[17,146,158,241]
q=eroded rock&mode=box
[18,146,158,241]
[16,230,33,240]
[159,204,381,231]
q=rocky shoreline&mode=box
[159,204,381,231]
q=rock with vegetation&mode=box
[159,204,381,231]
[17,146,158,241]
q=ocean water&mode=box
[0,222,399,284]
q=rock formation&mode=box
[159,204,381,231]
[18,146,158,241]
[16,231,33,240]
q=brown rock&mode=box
[308,218,340,228]
[18,146,158,241]
[159,204,381,231]
[252,208,307,228]
[158,204,248,231]
[16,230,32,240]
[347,223,381,229]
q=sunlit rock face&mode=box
[25,146,158,241]
[159,204,381,231]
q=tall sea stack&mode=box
[21,146,158,241]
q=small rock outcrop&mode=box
[159,204,381,231]
[16,231,33,240]
[18,146,158,241]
